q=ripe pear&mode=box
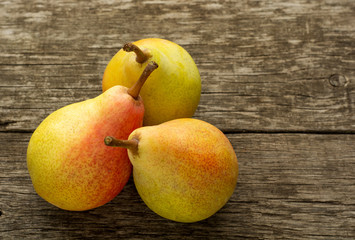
[102,38,201,126]
[105,118,238,222]
[27,62,158,211]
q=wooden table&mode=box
[1,1,354,239]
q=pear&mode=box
[27,62,158,211]
[105,118,238,222]
[102,38,201,126]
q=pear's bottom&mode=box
[133,170,236,223]
[29,165,132,211]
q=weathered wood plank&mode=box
[1,0,354,132]
[1,132,354,239]
[1,0,354,239]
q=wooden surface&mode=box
[0,0,354,239]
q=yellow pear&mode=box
[102,38,201,126]
[105,118,238,222]
[27,62,158,211]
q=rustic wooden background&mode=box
[1,0,354,239]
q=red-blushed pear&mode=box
[102,38,201,126]
[105,118,238,223]
[27,62,158,211]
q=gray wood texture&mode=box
[1,133,354,239]
[1,0,354,239]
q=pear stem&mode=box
[104,136,139,152]
[123,43,150,64]
[127,61,158,100]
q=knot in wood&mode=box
[328,74,348,87]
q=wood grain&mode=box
[1,133,354,239]
[0,0,354,239]
[0,0,354,132]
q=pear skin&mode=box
[105,118,238,222]
[27,62,158,211]
[102,38,201,126]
